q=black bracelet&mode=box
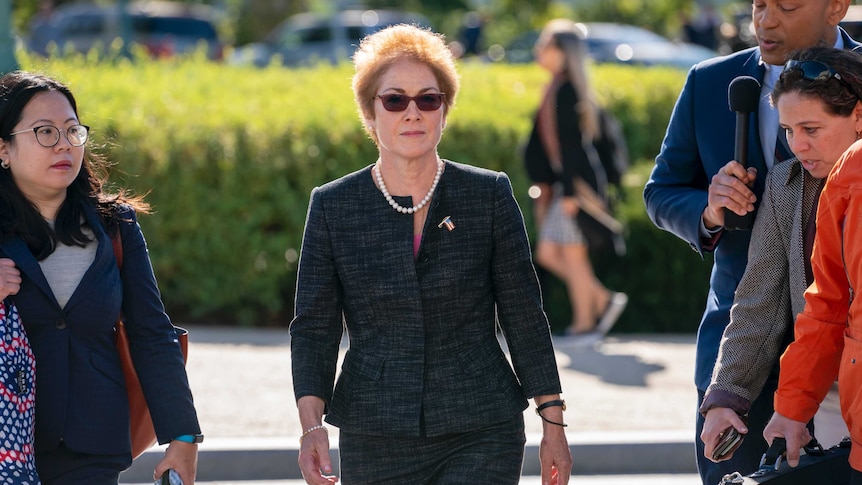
[536,399,566,414]
[537,413,568,427]
[536,399,567,427]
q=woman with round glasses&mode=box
[523,19,627,342]
[701,46,862,468]
[764,47,862,480]
[290,24,571,485]
[0,70,201,484]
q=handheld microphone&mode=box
[724,75,761,231]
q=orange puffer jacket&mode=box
[775,139,862,470]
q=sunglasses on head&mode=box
[783,59,861,99]
[375,93,446,112]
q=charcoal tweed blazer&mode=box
[0,204,200,455]
[709,159,817,403]
[290,160,562,437]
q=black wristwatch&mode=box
[535,399,566,415]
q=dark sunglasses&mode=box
[783,59,861,100]
[375,93,446,112]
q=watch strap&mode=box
[173,433,204,444]
[535,399,566,415]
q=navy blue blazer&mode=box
[643,30,862,391]
[291,161,562,437]
[0,204,200,455]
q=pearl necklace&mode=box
[374,160,443,214]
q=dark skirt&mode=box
[339,413,526,485]
[35,443,130,485]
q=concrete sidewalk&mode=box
[119,326,699,483]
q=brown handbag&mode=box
[111,233,190,459]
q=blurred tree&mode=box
[366,0,466,11]
[573,0,699,38]
[234,0,305,46]
[1,0,19,74]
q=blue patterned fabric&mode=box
[0,300,39,484]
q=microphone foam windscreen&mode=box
[728,76,762,113]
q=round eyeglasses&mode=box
[9,124,90,148]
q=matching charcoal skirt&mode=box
[338,413,526,485]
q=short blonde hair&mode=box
[352,24,460,144]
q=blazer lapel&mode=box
[743,50,769,187]
[62,206,112,312]
[417,165,453,267]
[0,237,56,306]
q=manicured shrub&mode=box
[16,52,711,331]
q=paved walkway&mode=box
[124,476,702,485]
[119,325,700,483]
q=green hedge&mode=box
[16,52,712,331]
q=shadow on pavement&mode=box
[555,342,665,387]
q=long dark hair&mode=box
[539,19,600,141]
[0,71,148,259]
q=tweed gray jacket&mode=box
[290,160,562,437]
[707,159,819,406]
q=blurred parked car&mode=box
[490,22,718,69]
[231,9,432,67]
[28,1,225,60]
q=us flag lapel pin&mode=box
[438,216,455,231]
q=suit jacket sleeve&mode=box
[290,186,344,410]
[644,66,712,255]
[708,170,793,405]
[491,173,562,397]
[119,207,201,443]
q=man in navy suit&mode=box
[643,1,859,483]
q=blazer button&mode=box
[55,319,67,329]
[420,255,429,263]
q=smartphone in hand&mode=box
[712,426,744,461]
[155,469,183,485]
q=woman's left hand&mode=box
[539,426,572,485]
[154,440,198,484]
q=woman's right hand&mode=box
[560,196,580,216]
[298,429,338,484]
[0,259,21,300]
[702,406,748,462]
[763,412,811,468]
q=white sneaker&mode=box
[566,331,603,349]
[596,292,628,335]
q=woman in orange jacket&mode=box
[764,50,862,481]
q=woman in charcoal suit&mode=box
[701,46,862,461]
[289,24,571,485]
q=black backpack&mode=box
[592,109,629,190]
